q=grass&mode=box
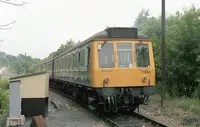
[148,94,200,126]
[170,97,200,115]
[149,94,200,115]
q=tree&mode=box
[134,9,149,29]
[166,6,200,97]
[47,39,75,58]
[135,6,200,97]
[0,52,41,75]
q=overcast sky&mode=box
[0,0,199,59]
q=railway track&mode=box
[49,87,168,127]
[104,112,168,127]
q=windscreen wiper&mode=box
[98,40,107,51]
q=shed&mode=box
[10,72,49,117]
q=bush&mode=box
[0,78,9,90]
[0,78,9,115]
[0,91,9,115]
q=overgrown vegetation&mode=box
[0,78,9,116]
[135,6,200,98]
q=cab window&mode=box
[117,43,133,68]
[135,43,150,67]
[98,43,114,68]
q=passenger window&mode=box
[65,56,67,70]
[57,61,58,72]
[61,57,63,71]
[87,47,90,66]
[98,43,114,68]
[74,53,76,67]
[69,55,71,68]
[59,59,60,71]
[56,61,57,72]
[81,49,85,66]
[63,57,65,70]
[73,54,75,67]
[67,57,69,69]
[78,52,80,66]
[71,54,73,68]
[117,43,133,68]
[66,55,68,69]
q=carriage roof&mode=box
[46,27,150,61]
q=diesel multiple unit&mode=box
[36,27,155,112]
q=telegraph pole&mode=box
[161,0,166,107]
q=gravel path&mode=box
[24,90,109,127]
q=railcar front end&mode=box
[89,28,155,112]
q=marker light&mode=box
[142,76,147,82]
[104,77,110,84]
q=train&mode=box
[36,27,155,113]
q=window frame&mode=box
[135,43,150,68]
[98,43,115,68]
[116,43,133,68]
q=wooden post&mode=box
[161,0,166,107]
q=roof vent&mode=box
[105,27,138,38]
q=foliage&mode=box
[0,39,76,75]
[0,52,41,75]
[0,78,9,115]
[0,78,9,90]
[134,9,150,28]
[197,55,200,63]
[135,6,200,97]
[0,52,16,67]
[47,39,75,59]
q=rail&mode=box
[49,87,168,127]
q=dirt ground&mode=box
[138,98,200,127]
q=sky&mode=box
[0,0,199,59]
